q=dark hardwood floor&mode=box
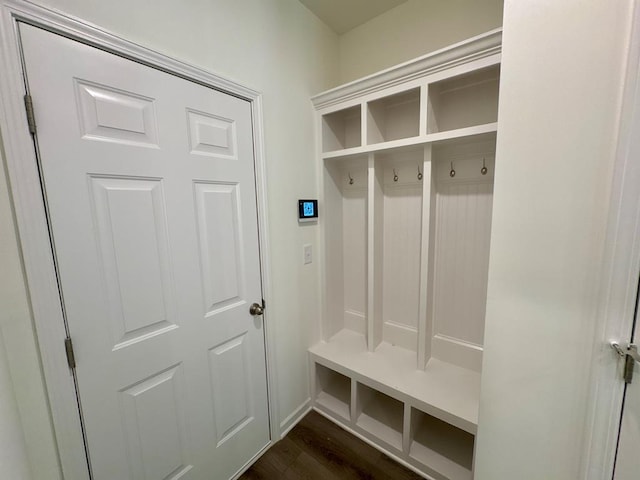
[240,410,423,480]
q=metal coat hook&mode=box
[449,162,456,178]
[417,165,423,181]
[348,172,354,185]
[481,158,488,176]
[393,169,399,182]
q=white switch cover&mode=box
[303,244,312,265]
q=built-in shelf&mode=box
[427,64,500,134]
[321,124,497,161]
[425,122,497,144]
[322,105,362,153]
[315,363,351,421]
[367,88,420,144]
[312,28,502,479]
[410,408,474,480]
[310,329,480,434]
[356,383,404,451]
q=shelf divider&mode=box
[418,144,435,370]
[367,153,384,351]
[403,402,412,455]
[419,84,429,136]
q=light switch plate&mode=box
[303,244,312,264]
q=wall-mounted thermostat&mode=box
[298,199,318,223]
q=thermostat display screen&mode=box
[303,202,315,217]
[298,199,318,222]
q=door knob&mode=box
[249,302,264,316]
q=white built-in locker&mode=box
[310,29,502,480]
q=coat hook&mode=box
[481,158,488,176]
[417,165,423,181]
[393,169,399,182]
[348,172,354,185]
[449,162,456,178]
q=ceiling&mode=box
[299,0,409,34]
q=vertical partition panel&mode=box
[418,145,436,369]
[368,154,384,351]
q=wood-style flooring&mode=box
[240,410,423,480]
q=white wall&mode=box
[0,134,60,479]
[475,1,633,479]
[0,0,338,476]
[0,302,32,479]
[337,0,504,83]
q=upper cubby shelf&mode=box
[322,105,361,153]
[367,88,420,144]
[427,64,500,134]
[319,78,499,159]
[314,28,502,160]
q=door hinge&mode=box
[23,94,36,135]
[611,343,639,383]
[64,337,76,370]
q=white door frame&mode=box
[582,1,640,478]
[0,1,278,478]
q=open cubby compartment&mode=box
[355,382,404,452]
[410,407,475,480]
[427,64,500,134]
[426,134,496,372]
[314,363,352,421]
[371,149,424,352]
[322,104,362,153]
[323,157,368,342]
[367,87,421,145]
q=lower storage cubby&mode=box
[355,383,404,451]
[410,408,475,480]
[310,353,479,479]
[315,363,351,421]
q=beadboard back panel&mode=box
[431,147,495,371]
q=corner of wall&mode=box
[336,0,504,84]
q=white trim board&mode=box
[279,399,312,438]
[311,28,502,110]
[0,1,276,478]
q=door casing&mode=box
[0,1,278,478]
[581,1,640,478]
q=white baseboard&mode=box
[279,398,312,438]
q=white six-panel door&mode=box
[19,23,269,479]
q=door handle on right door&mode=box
[249,302,264,316]
[611,342,639,384]
[612,343,640,362]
